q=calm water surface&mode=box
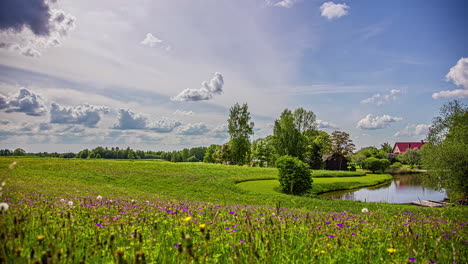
[320,174,446,204]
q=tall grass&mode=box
[0,158,466,263]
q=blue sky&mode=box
[0,0,467,153]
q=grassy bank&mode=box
[236,174,392,196]
[0,157,466,263]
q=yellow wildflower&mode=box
[320,250,326,254]
[199,224,206,231]
[387,248,396,254]
[183,216,192,222]
[37,235,45,241]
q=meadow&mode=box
[0,157,466,263]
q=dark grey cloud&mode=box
[50,102,109,127]
[171,72,224,102]
[0,0,52,36]
[2,88,47,116]
[113,109,148,130]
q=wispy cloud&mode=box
[266,0,301,8]
[357,114,403,130]
[432,57,468,99]
[320,2,350,20]
[171,72,224,102]
[361,89,401,105]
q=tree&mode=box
[380,142,393,154]
[227,103,254,165]
[276,155,312,195]
[293,108,317,134]
[397,148,421,168]
[330,131,355,170]
[304,130,331,169]
[13,148,26,156]
[203,145,218,163]
[273,109,306,159]
[421,100,468,198]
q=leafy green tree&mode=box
[203,145,218,163]
[330,131,355,170]
[214,143,231,164]
[251,138,269,167]
[187,156,198,162]
[276,155,312,195]
[397,148,421,168]
[421,100,468,198]
[293,107,317,133]
[304,130,331,169]
[273,109,306,159]
[380,142,393,154]
[13,148,26,156]
[228,103,254,165]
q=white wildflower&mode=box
[60,198,65,202]
[0,202,9,211]
[131,199,135,203]
[272,213,276,216]
[68,201,74,206]
[96,195,103,200]
[361,208,369,213]
[1,181,5,186]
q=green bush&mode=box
[362,157,390,173]
[276,155,312,195]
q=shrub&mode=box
[276,155,312,195]
[362,157,390,173]
[187,156,199,162]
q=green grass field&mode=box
[0,157,466,263]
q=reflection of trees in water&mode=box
[393,174,423,186]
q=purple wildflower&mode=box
[408,258,416,262]
[326,235,335,238]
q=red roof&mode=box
[392,142,425,154]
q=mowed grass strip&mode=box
[237,174,392,196]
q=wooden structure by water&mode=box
[410,200,451,207]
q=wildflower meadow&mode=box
[0,158,466,263]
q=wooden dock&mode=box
[410,200,451,207]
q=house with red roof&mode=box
[392,141,426,154]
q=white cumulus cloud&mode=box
[177,123,209,135]
[320,2,350,20]
[357,114,403,130]
[1,88,47,116]
[317,119,339,129]
[361,89,401,105]
[171,72,224,102]
[432,57,468,99]
[113,109,148,130]
[149,118,182,133]
[140,33,171,51]
[50,102,109,128]
[394,124,431,137]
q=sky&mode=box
[0,0,467,153]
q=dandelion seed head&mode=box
[96,195,103,200]
[0,202,9,211]
[361,208,369,213]
[68,201,74,206]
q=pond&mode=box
[319,174,447,204]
